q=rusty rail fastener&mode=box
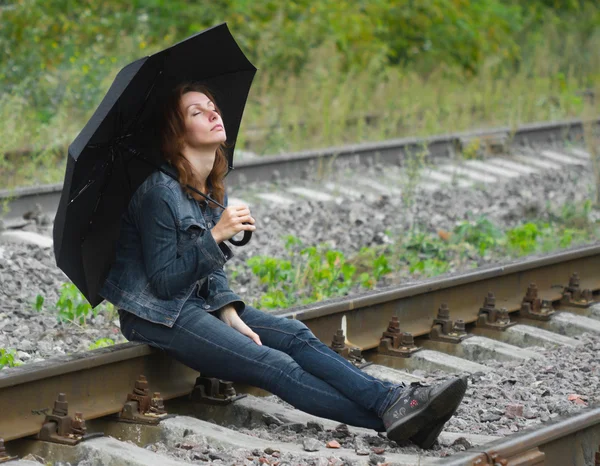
[190,376,247,405]
[330,329,371,368]
[561,272,593,308]
[38,393,87,445]
[429,303,470,343]
[331,329,349,359]
[119,375,168,425]
[519,283,555,321]
[378,316,420,357]
[0,438,17,463]
[477,292,515,330]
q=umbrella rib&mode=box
[80,147,116,244]
[123,68,164,136]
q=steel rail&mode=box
[1,242,599,445]
[277,242,600,349]
[442,407,600,465]
[1,118,598,221]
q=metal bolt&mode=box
[400,332,414,347]
[483,292,495,309]
[133,375,149,396]
[221,382,236,398]
[53,393,68,416]
[71,411,86,436]
[386,316,400,334]
[569,272,580,289]
[332,329,346,349]
[453,320,466,332]
[437,303,450,320]
[524,283,538,302]
[150,392,166,412]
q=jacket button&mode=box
[207,222,212,227]
[203,304,210,310]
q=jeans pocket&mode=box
[130,328,167,352]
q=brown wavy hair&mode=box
[159,82,228,206]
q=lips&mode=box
[211,124,224,131]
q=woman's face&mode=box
[179,91,227,149]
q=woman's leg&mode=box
[240,306,404,418]
[119,306,384,430]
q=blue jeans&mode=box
[119,303,404,430]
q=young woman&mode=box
[100,82,467,449]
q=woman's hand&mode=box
[218,305,262,346]
[211,205,256,244]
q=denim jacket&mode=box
[100,162,244,327]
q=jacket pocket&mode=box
[178,218,206,255]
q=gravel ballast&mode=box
[0,144,599,462]
[0,145,596,362]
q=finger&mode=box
[237,214,254,224]
[250,332,262,346]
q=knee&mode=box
[288,318,312,336]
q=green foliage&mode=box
[506,222,542,255]
[247,237,393,309]
[245,202,598,310]
[0,348,20,369]
[53,283,115,326]
[452,216,504,256]
[88,338,115,350]
[247,255,296,308]
[34,294,44,312]
[2,1,599,186]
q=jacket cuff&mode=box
[197,230,232,268]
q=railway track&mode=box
[1,118,598,224]
[1,244,600,465]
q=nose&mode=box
[209,110,219,121]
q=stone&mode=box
[262,413,284,426]
[505,403,524,418]
[306,421,324,432]
[326,440,341,449]
[302,438,321,452]
[369,453,385,465]
[480,412,502,422]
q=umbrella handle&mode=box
[228,229,252,246]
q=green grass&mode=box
[0,19,598,190]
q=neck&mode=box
[181,145,217,192]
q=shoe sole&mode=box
[409,411,452,449]
[387,376,467,444]
[410,379,468,450]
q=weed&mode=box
[247,238,393,308]
[53,283,115,326]
[0,348,19,368]
[452,216,504,256]
[33,294,44,312]
[88,338,115,350]
[506,223,542,256]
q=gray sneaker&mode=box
[382,376,468,445]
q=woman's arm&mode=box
[219,305,262,345]
[137,185,229,299]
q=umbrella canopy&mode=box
[53,23,256,307]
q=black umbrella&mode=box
[53,23,256,307]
